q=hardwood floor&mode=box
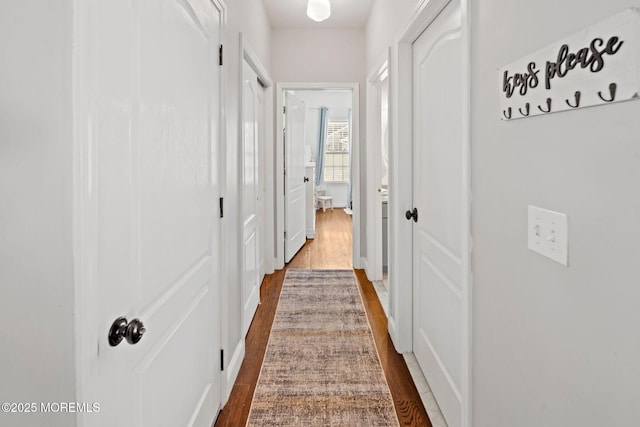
[214,209,430,426]
[287,209,353,269]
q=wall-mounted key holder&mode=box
[498,8,640,121]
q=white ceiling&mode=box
[263,0,375,29]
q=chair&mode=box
[315,185,334,212]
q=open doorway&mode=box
[288,88,354,269]
[366,50,391,315]
[275,83,360,270]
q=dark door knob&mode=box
[109,316,146,346]
[405,208,418,223]
[304,177,309,183]
[125,319,146,344]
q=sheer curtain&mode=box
[316,107,328,185]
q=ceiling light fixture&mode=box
[307,0,331,22]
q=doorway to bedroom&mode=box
[276,85,360,269]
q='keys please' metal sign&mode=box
[499,8,640,120]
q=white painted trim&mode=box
[238,33,275,281]
[233,34,274,400]
[360,256,369,276]
[241,37,273,89]
[263,84,276,277]
[388,40,413,353]
[224,339,245,400]
[460,1,473,425]
[214,0,229,411]
[239,36,274,274]
[275,83,361,270]
[392,0,472,426]
[365,48,391,283]
[237,37,248,336]
[210,0,228,410]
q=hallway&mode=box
[3,1,640,426]
[215,210,430,426]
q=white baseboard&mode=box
[360,256,368,273]
[388,316,402,352]
[224,340,245,401]
[364,257,378,281]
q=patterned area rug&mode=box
[246,269,400,427]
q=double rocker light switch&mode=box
[527,205,568,266]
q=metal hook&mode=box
[503,107,512,120]
[518,103,530,117]
[565,91,581,108]
[537,98,552,113]
[597,83,617,102]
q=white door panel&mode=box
[257,87,266,283]
[284,92,307,263]
[412,1,464,427]
[242,62,261,335]
[82,0,223,425]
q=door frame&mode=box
[239,33,274,277]
[365,48,391,282]
[227,32,274,399]
[73,0,229,422]
[275,83,360,270]
[391,0,472,425]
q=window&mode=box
[323,121,350,182]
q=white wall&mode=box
[293,90,352,207]
[272,28,367,252]
[272,29,365,84]
[0,2,76,426]
[367,0,640,425]
[365,0,420,71]
[470,1,640,425]
[221,0,272,393]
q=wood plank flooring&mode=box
[214,209,430,426]
[287,208,354,269]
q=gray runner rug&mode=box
[246,269,399,426]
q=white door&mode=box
[80,1,223,426]
[284,92,307,263]
[257,84,266,283]
[412,1,466,427]
[242,61,261,335]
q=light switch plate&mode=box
[527,206,568,266]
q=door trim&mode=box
[231,32,273,400]
[240,34,274,279]
[392,0,472,425]
[275,83,360,270]
[365,48,391,282]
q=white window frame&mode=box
[323,120,350,183]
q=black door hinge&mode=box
[219,45,223,66]
[283,106,286,114]
[219,197,224,218]
[220,349,224,371]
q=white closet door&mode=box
[82,0,224,425]
[412,1,466,426]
